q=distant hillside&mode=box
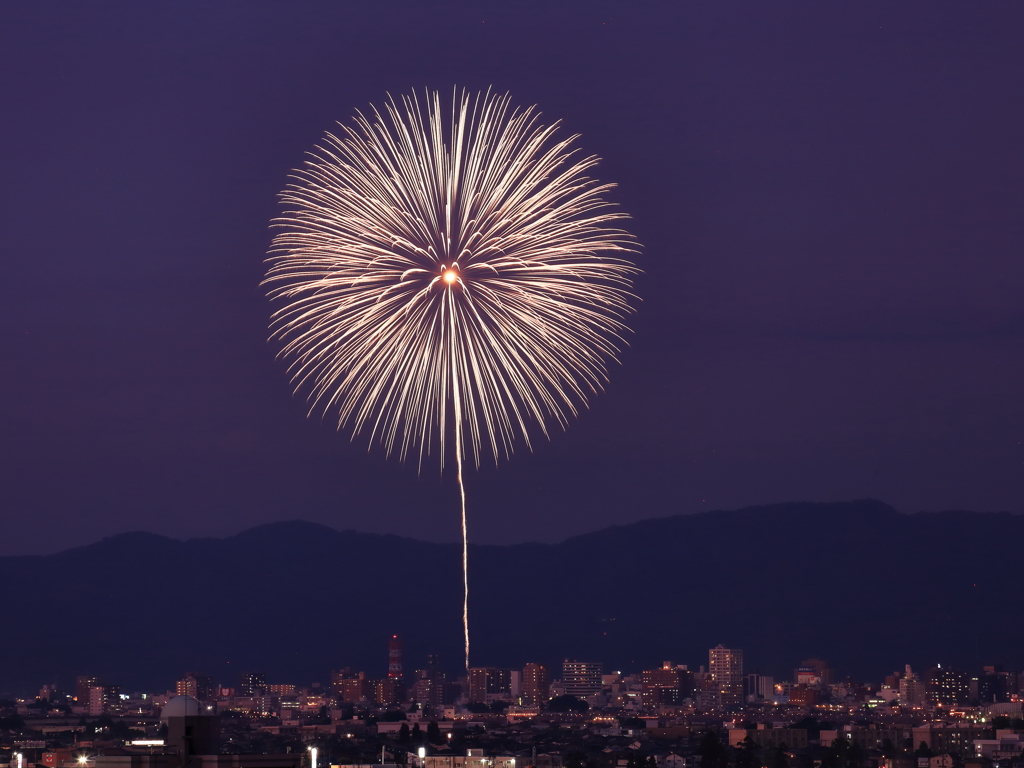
[2,500,1022,696]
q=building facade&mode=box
[562,661,602,698]
[709,646,743,706]
[520,663,550,706]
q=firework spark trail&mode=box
[265,88,639,673]
[456,416,469,675]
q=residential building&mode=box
[912,724,989,758]
[521,663,550,706]
[640,663,693,707]
[75,676,100,702]
[468,668,512,703]
[562,660,603,698]
[240,672,267,696]
[709,645,743,706]
[176,672,213,701]
[925,666,970,705]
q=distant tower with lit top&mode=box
[388,635,403,679]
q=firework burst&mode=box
[265,88,639,670]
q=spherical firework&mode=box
[264,88,639,668]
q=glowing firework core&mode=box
[265,89,637,468]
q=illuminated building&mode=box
[520,663,550,706]
[266,684,296,697]
[708,645,743,706]
[640,663,693,707]
[925,665,970,705]
[976,665,1017,703]
[787,684,821,707]
[898,665,925,706]
[469,667,513,702]
[239,671,267,696]
[332,669,371,702]
[176,672,212,701]
[389,635,403,678]
[423,752,552,768]
[75,676,100,702]
[88,686,107,716]
[795,658,832,685]
[912,723,989,756]
[374,676,405,705]
[562,660,602,698]
[410,655,460,706]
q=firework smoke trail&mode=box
[264,88,639,673]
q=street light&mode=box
[308,746,318,768]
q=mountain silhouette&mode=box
[2,500,1020,696]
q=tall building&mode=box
[176,672,212,701]
[468,667,513,702]
[640,663,692,707]
[797,658,833,685]
[745,674,774,701]
[38,684,60,702]
[373,677,405,705]
[389,636,403,679]
[75,676,100,702]
[333,671,371,703]
[239,672,267,696]
[88,685,119,716]
[409,655,459,707]
[562,660,602,698]
[709,645,743,706]
[521,663,550,706]
[977,666,1015,703]
[412,671,433,705]
[899,665,926,706]
[926,666,970,705]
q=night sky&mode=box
[1,2,1022,557]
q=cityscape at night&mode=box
[3,642,1024,768]
[2,4,1022,768]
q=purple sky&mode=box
[1,2,1022,556]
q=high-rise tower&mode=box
[521,663,550,706]
[388,635,403,679]
[709,645,743,706]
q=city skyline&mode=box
[25,648,1024,708]
[7,643,1024,768]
